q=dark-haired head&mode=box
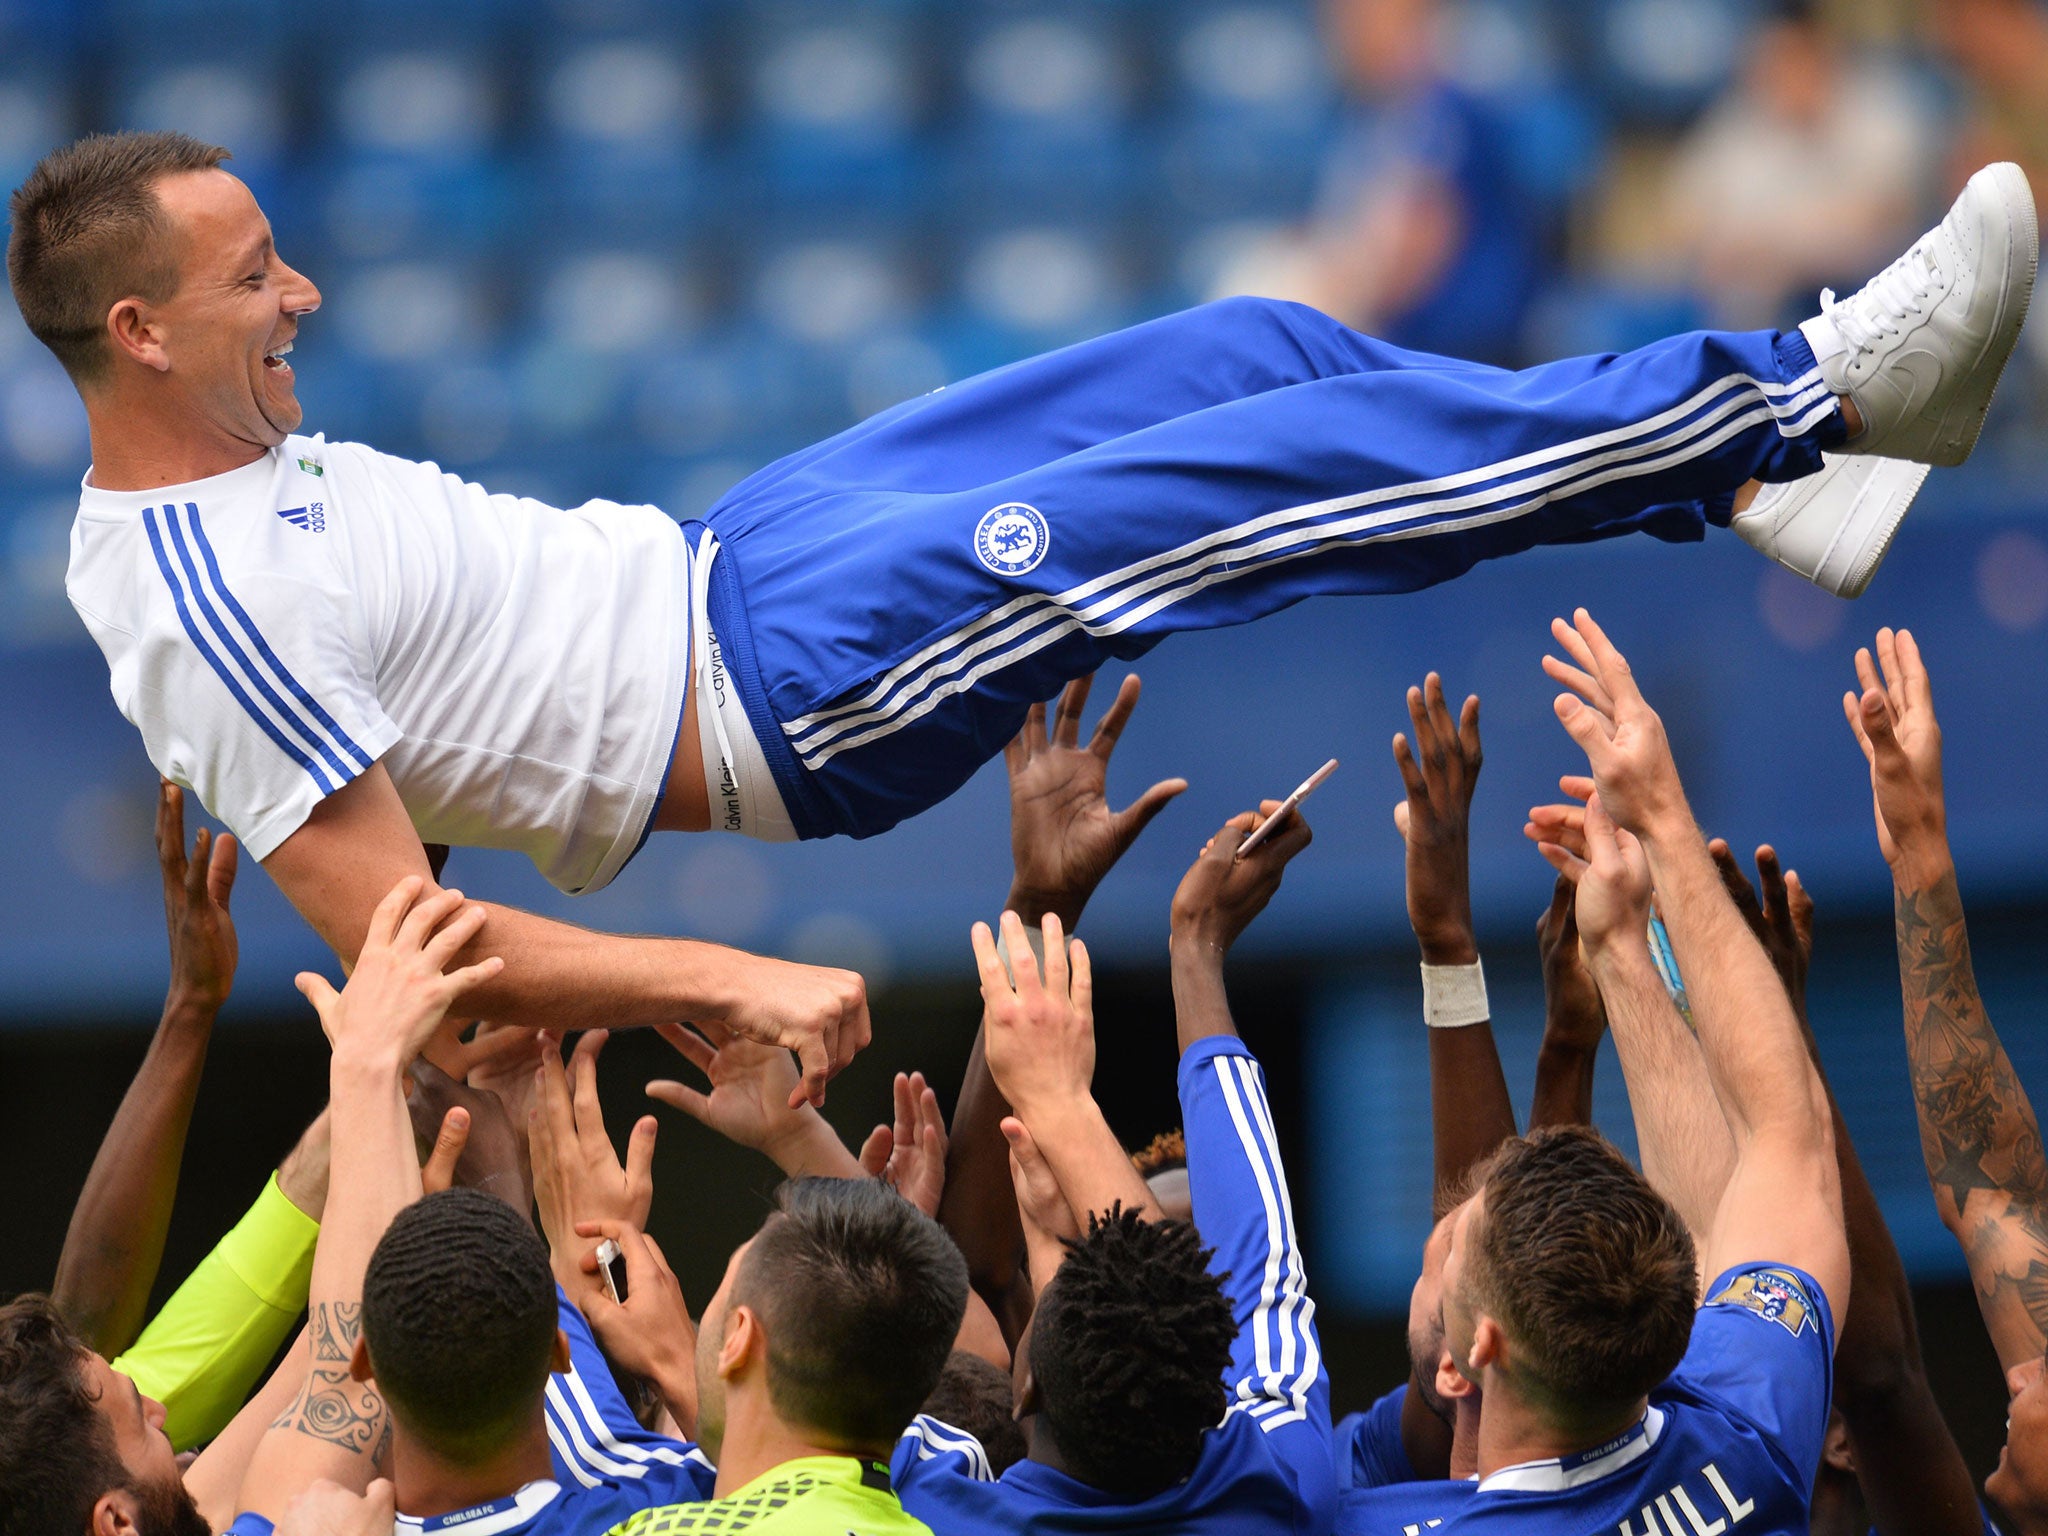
[360,1188,566,1466]
[1026,1206,1236,1498]
[919,1351,1027,1477]
[1446,1125,1696,1434]
[0,1294,207,1536]
[8,132,229,385]
[695,1178,969,1462]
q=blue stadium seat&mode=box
[0,64,75,192]
[1576,0,1756,124]
[735,11,926,204]
[946,11,1140,216]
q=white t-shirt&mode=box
[67,434,690,895]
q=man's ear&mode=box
[90,1488,141,1536]
[350,1334,374,1385]
[719,1305,760,1381]
[1467,1315,1504,1377]
[1434,1347,1475,1403]
[1013,1362,1039,1419]
[550,1328,572,1375]
[1820,1410,1856,1474]
[105,298,170,373]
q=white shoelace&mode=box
[1820,240,1944,356]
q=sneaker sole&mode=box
[1930,161,2038,467]
[1834,458,1932,598]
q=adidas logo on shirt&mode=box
[278,502,327,533]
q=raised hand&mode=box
[157,781,238,1014]
[710,952,870,1110]
[1169,802,1313,963]
[1708,841,1814,1019]
[418,1105,470,1196]
[295,879,501,1070]
[1002,1115,1080,1298]
[1006,673,1187,927]
[406,1058,530,1213]
[974,911,1095,1121]
[646,1019,805,1151]
[530,1031,657,1291]
[1537,793,1652,964]
[1536,873,1606,1051]
[1392,674,1482,965]
[645,1020,863,1179]
[1842,626,1950,887]
[858,1072,949,1218]
[572,1218,699,1438]
[1542,609,1686,835]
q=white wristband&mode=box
[1421,959,1489,1028]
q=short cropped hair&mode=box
[1130,1128,1186,1179]
[1027,1206,1236,1497]
[0,1295,123,1536]
[736,1178,969,1450]
[918,1351,1026,1477]
[1464,1125,1697,1422]
[7,131,229,384]
[361,1189,560,1464]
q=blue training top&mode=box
[1337,1262,1836,1534]
[894,1036,1335,1535]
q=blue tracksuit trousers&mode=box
[696,296,1841,840]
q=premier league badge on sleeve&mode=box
[974,503,1050,577]
[1709,1267,1814,1336]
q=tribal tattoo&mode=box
[1896,873,2048,1365]
[272,1301,388,1457]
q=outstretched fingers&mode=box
[656,1021,718,1076]
[1570,608,1643,706]
[1112,776,1188,846]
[1086,673,1144,760]
[1052,674,1093,750]
[1895,628,1934,715]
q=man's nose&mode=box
[280,264,321,317]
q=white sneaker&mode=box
[1799,162,2038,467]
[1730,454,1930,598]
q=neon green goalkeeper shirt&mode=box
[113,1171,318,1451]
[605,1457,931,1536]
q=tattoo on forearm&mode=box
[1897,876,2048,1352]
[271,1301,386,1456]
[309,1301,362,1362]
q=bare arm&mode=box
[1847,626,2048,1374]
[183,1330,311,1532]
[236,881,502,1520]
[1528,875,1606,1132]
[938,675,1183,1338]
[263,763,869,1105]
[1390,677,1517,1211]
[1547,609,1847,1319]
[1534,794,1737,1265]
[976,911,1159,1223]
[1719,837,1984,1536]
[1590,936,1738,1259]
[54,785,235,1354]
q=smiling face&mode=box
[124,167,319,453]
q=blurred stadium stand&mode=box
[6,0,2048,1316]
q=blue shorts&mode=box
[696,297,1839,840]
